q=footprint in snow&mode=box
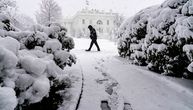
[101,100,111,110]
[124,103,133,110]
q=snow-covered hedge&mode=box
[118,0,193,79]
[0,14,76,110]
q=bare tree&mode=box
[36,0,62,26]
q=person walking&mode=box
[86,25,101,51]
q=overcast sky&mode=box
[16,0,165,20]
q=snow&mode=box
[147,43,167,52]
[0,87,17,110]
[43,39,62,54]
[0,0,193,109]
[71,38,118,110]
[131,51,146,60]
[71,38,193,110]
[58,63,83,110]
[59,36,75,51]
[31,24,60,38]
[183,44,193,61]
[3,78,15,88]
[0,46,18,71]
[188,62,193,73]
[54,50,71,67]
[15,73,34,91]
[0,14,8,21]
[29,50,47,58]
[34,31,48,46]
[183,44,193,53]
[20,56,47,76]
[45,60,63,77]
[29,76,50,103]
[0,13,76,109]
[130,44,142,51]
[0,37,20,55]
[162,0,188,8]
[105,58,193,110]
[182,0,193,15]
[117,0,193,76]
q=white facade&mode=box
[64,8,118,39]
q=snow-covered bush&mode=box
[0,87,17,110]
[23,31,48,49]
[181,0,193,16]
[117,0,193,78]
[20,76,72,110]
[117,37,130,57]
[57,26,74,51]
[31,23,62,39]
[131,51,146,66]
[0,46,18,88]
[186,62,193,78]
[16,76,50,104]
[183,44,193,61]
[43,39,62,54]
[58,35,75,51]
[0,17,17,31]
[54,50,76,69]
[31,23,75,52]
[146,44,169,73]
[0,36,20,55]
[20,56,47,77]
[0,12,76,109]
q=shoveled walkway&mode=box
[72,38,193,110]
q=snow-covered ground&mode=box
[71,38,193,110]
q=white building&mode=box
[64,8,118,39]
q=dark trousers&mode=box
[88,39,100,51]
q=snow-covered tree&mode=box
[118,0,193,79]
[36,0,62,26]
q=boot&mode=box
[85,49,90,51]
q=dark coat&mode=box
[89,27,97,40]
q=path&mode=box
[72,38,193,110]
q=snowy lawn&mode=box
[71,38,193,110]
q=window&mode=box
[82,19,85,24]
[97,20,103,25]
[107,20,110,25]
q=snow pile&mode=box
[0,87,17,110]
[118,0,193,78]
[0,13,76,109]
